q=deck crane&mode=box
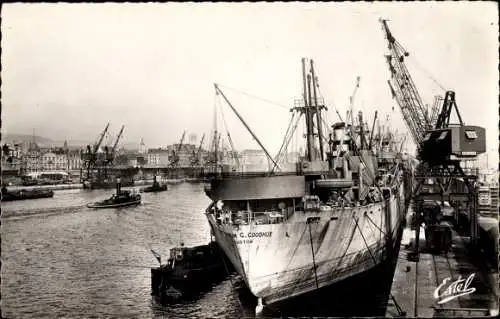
[380,19,486,263]
[170,131,186,167]
[191,133,205,167]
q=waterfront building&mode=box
[167,143,197,167]
[67,149,83,171]
[147,148,170,167]
[1,143,24,175]
[240,149,269,172]
[25,144,43,173]
[41,149,68,171]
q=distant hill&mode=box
[2,133,54,146]
[2,132,139,150]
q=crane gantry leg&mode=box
[408,160,479,262]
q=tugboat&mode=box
[151,241,231,301]
[1,184,54,202]
[87,178,141,208]
[142,175,168,193]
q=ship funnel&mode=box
[331,122,351,153]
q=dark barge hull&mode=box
[151,241,233,301]
[82,180,134,190]
[142,185,168,193]
[86,199,141,209]
[1,190,54,202]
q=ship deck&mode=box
[385,210,499,318]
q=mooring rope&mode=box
[353,214,405,316]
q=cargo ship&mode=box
[203,59,412,313]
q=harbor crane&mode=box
[81,123,110,184]
[105,125,124,164]
[170,131,186,168]
[381,19,486,260]
[191,134,205,167]
[346,76,360,126]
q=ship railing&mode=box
[293,97,325,109]
[214,209,289,226]
[219,171,299,178]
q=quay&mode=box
[6,183,83,191]
[386,210,499,318]
[3,178,190,193]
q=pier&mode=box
[386,210,499,318]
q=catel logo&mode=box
[433,273,476,305]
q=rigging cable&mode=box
[217,83,290,110]
[272,112,296,171]
[280,113,303,164]
[273,113,303,172]
[307,219,320,290]
[353,215,405,316]
[400,42,448,92]
[219,98,240,168]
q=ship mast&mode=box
[298,58,326,162]
[302,58,315,161]
[310,60,324,161]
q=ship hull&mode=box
[87,197,141,209]
[206,182,407,307]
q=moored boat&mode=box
[1,184,54,202]
[150,241,230,301]
[142,176,168,193]
[203,59,412,314]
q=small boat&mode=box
[87,179,141,208]
[1,185,54,202]
[142,176,168,193]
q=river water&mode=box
[1,182,397,318]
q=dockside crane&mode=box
[429,95,443,126]
[105,125,124,164]
[81,123,110,184]
[170,131,186,168]
[92,123,110,158]
[346,76,360,126]
[380,19,486,262]
[191,133,205,167]
[381,20,434,149]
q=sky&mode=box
[2,2,498,167]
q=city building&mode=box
[40,149,68,171]
[68,149,83,171]
[147,148,170,167]
[1,143,23,174]
[167,143,197,167]
[240,149,270,172]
